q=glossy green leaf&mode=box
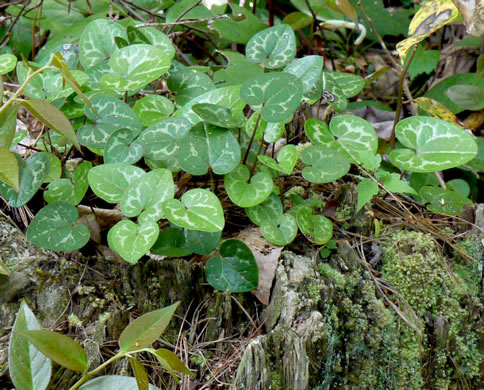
[26,201,90,251]
[246,24,297,69]
[15,329,88,372]
[324,71,365,98]
[225,164,273,207]
[163,189,224,232]
[121,168,174,223]
[213,50,264,86]
[206,239,259,292]
[104,129,144,165]
[167,69,215,106]
[296,208,333,245]
[419,186,473,216]
[108,220,159,263]
[446,85,484,111]
[88,164,145,203]
[9,301,52,390]
[301,145,350,183]
[213,4,266,44]
[0,147,20,192]
[245,193,283,226]
[468,136,484,172]
[42,153,62,183]
[119,302,179,352]
[321,72,347,112]
[150,227,193,257]
[22,100,80,151]
[240,72,303,122]
[260,213,297,246]
[356,178,379,212]
[178,123,240,176]
[151,348,195,377]
[79,376,160,390]
[0,53,17,75]
[129,357,149,390]
[284,56,324,96]
[389,117,478,173]
[133,95,174,127]
[192,103,243,128]
[258,145,298,175]
[183,229,222,255]
[0,103,19,148]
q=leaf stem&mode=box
[243,112,262,165]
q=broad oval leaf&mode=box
[205,239,259,292]
[184,229,222,255]
[245,193,283,226]
[107,220,159,263]
[88,164,145,203]
[9,301,52,390]
[0,147,20,192]
[133,95,174,127]
[304,118,334,146]
[127,23,175,59]
[389,117,478,172]
[240,72,303,123]
[192,103,243,128]
[284,55,324,96]
[246,24,297,69]
[0,53,17,75]
[296,208,333,245]
[27,201,90,251]
[224,164,273,207]
[166,69,215,106]
[79,375,160,390]
[163,189,225,232]
[150,227,193,257]
[15,329,88,372]
[260,213,298,246]
[301,145,350,183]
[104,129,144,165]
[324,72,365,98]
[44,178,75,204]
[257,144,298,175]
[419,185,473,216]
[119,302,179,352]
[446,85,484,111]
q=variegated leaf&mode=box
[260,213,297,246]
[301,145,350,184]
[0,54,17,75]
[284,55,324,96]
[225,164,273,207]
[104,129,144,164]
[258,144,298,175]
[133,95,174,127]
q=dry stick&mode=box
[166,0,202,34]
[116,0,147,22]
[137,15,228,28]
[390,45,417,149]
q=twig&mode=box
[136,15,228,28]
[116,0,146,22]
[167,0,202,34]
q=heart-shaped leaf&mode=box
[304,118,334,146]
[26,201,90,251]
[284,55,324,96]
[296,207,333,245]
[104,129,144,165]
[134,95,174,127]
[245,193,283,226]
[419,186,473,216]
[192,103,243,128]
[0,147,19,192]
[0,53,17,75]
[138,118,192,162]
[127,22,175,59]
[44,178,75,204]
[72,161,91,204]
[324,71,365,98]
[225,164,273,207]
[78,96,142,149]
[390,117,478,172]
[108,220,159,263]
[166,69,215,106]
[240,72,303,122]
[163,189,224,232]
[258,144,298,175]
[321,72,347,112]
[150,227,193,257]
[79,19,127,70]
[205,239,258,292]
[260,213,297,246]
[101,44,171,91]
[178,123,240,176]
[246,24,296,69]
[88,164,145,203]
[213,50,264,86]
[301,145,350,183]
[121,168,175,223]
[184,229,222,255]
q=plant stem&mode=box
[69,353,123,390]
[243,112,262,165]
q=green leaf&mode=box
[419,185,473,216]
[121,168,174,223]
[296,208,333,245]
[192,103,243,128]
[245,193,283,226]
[467,137,484,172]
[260,213,298,246]
[163,189,225,232]
[258,145,298,175]
[178,123,241,175]
[213,50,264,86]
[379,172,417,195]
[446,179,470,197]
[127,22,175,59]
[284,56,324,96]
[151,348,194,377]
[9,301,52,390]
[0,103,19,148]
[78,95,142,149]
[240,72,303,122]
[389,117,478,173]
[446,85,484,111]
[246,24,297,69]
[119,302,179,352]
[44,178,75,204]
[15,329,88,372]
[301,145,350,183]
[26,201,90,251]
[150,227,193,257]
[101,44,171,91]
[22,100,81,151]
[206,239,259,292]
[213,4,266,44]
[108,220,159,263]
[225,164,273,207]
[104,129,144,165]
[324,72,365,98]
[282,12,314,30]
[88,164,145,203]
[304,118,334,146]
[129,357,149,390]
[407,45,440,80]
[0,53,17,75]
[356,178,379,212]
[0,147,20,192]
[183,229,222,255]
[166,69,215,106]
[79,19,127,70]
[133,95,174,127]
[79,376,160,390]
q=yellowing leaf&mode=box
[414,97,464,128]
[452,0,484,36]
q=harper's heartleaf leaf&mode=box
[78,375,160,390]
[150,227,193,257]
[27,201,90,251]
[257,145,298,175]
[206,239,259,292]
[104,129,144,165]
[213,50,264,86]
[0,103,19,148]
[183,229,222,255]
[324,71,365,98]
[44,178,75,204]
[225,164,273,207]
[192,103,243,128]
[357,178,379,212]
[296,208,333,245]
[389,117,478,172]
[15,329,88,372]
[284,55,324,96]
[163,189,225,232]
[129,357,149,390]
[0,147,20,192]
[446,85,484,111]
[107,220,159,263]
[133,95,174,127]
[0,54,17,75]
[166,69,215,106]
[304,118,334,146]
[127,22,175,59]
[245,193,283,226]
[260,213,298,246]
[301,145,350,183]
[9,301,52,390]
[419,185,473,216]
[88,164,145,203]
[119,302,179,352]
[246,24,297,69]
[446,178,470,197]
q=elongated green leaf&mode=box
[79,376,160,390]
[224,164,273,207]
[119,302,179,353]
[22,100,80,150]
[446,85,484,111]
[0,147,20,192]
[0,103,20,148]
[129,357,149,390]
[15,329,88,372]
[9,301,52,390]
[151,348,195,377]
